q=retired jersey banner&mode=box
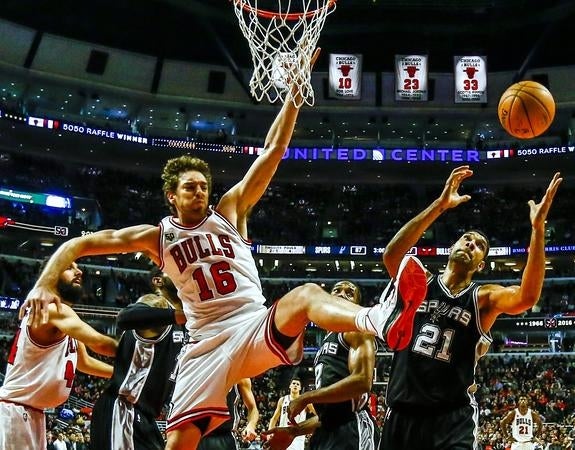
[329,54,362,99]
[395,55,428,101]
[454,56,487,103]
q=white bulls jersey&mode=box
[512,408,535,443]
[159,209,265,339]
[278,395,307,450]
[279,395,307,427]
[0,312,78,409]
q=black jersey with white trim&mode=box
[386,274,492,410]
[313,331,372,426]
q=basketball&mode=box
[498,81,555,139]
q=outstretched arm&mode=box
[383,165,473,277]
[216,49,321,236]
[20,225,160,327]
[483,173,562,323]
[48,303,118,357]
[237,378,260,442]
[76,342,114,378]
[116,294,186,331]
[287,332,375,422]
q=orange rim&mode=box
[233,0,336,20]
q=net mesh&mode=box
[232,0,336,107]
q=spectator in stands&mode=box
[46,431,56,450]
[0,261,117,450]
[379,167,562,450]
[53,432,67,450]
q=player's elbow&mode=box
[68,235,96,256]
[92,337,118,357]
[511,295,540,315]
[382,249,392,266]
[349,374,372,393]
[523,293,541,310]
[382,251,400,277]
[54,236,83,258]
[358,377,373,393]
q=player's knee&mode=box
[291,282,324,303]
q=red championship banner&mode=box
[454,56,487,103]
[395,55,428,101]
[329,54,362,99]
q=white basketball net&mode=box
[232,0,336,107]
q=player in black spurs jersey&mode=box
[379,166,562,450]
[90,269,186,450]
[264,281,379,450]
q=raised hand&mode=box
[19,286,62,328]
[529,172,562,229]
[438,165,474,210]
[290,47,321,103]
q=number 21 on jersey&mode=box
[412,323,455,362]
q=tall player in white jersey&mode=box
[268,378,315,450]
[0,262,117,450]
[500,395,543,450]
[21,48,429,450]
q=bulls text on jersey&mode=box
[170,233,235,273]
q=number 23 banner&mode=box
[454,56,487,103]
[395,55,428,101]
[328,54,362,99]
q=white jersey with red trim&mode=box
[159,208,266,339]
[512,408,535,443]
[278,395,307,450]
[279,395,307,427]
[0,312,78,409]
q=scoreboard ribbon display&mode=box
[3,109,574,163]
[493,316,575,332]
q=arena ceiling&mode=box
[1,0,575,72]
[0,0,574,181]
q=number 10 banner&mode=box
[395,55,428,101]
[454,56,487,103]
[328,54,362,99]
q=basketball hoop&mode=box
[232,0,337,107]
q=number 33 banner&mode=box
[328,54,362,99]
[395,55,428,101]
[454,56,487,103]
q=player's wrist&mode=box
[531,226,546,237]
